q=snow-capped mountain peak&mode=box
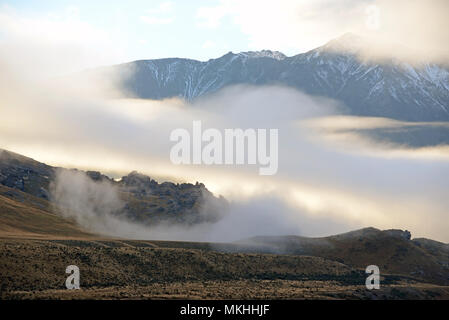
[99,34,449,122]
[320,32,367,54]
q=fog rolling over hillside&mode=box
[104,33,449,123]
[0,149,228,240]
[2,70,449,242]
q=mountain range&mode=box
[105,33,449,122]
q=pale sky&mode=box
[1,0,447,78]
[0,0,253,70]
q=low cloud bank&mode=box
[1,63,449,242]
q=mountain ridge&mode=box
[94,33,449,122]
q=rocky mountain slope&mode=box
[108,33,449,122]
[0,149,227,236]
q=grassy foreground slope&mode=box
[2,238,449,300]
[0,184,93,239]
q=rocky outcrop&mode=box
[0,149,227,226]
[0,149,54,200]
[385,229,412,240]
[117,171,227,225]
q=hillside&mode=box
[1,149,449,299]
[0,149,227,234]
[232,228,449,286]
[2,238,449,300]
[0,184,94,239]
